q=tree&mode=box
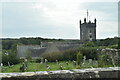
[77,52,83,65]
[2,50,20,65]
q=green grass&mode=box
[2,60,118,73]
[2,61,77,73]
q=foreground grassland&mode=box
[2,61,77,73]
[2,60,118,73]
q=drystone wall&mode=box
[0,67,119,80]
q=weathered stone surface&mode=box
[0,67,120,80]
[80,18,96,41]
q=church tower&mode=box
[80,11,96,41]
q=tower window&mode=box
[90,35,92,38]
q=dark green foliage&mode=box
[76,52,83,65]
[2,39,18,50]
[79,47,97,60]
[1,37,65,65]
[118,38,120,49]
[19,37,64,45]
[2,37,65,50]
[35,57,41,63]
[19,37,42,45]
[42,52,63,62]
[2,39,20,65]
[108,44,118,49]
[62,48,78,61]
[2,50,20,65]
[42,48,78,62]
[96,37,118,46]
[98,54,113,67]
[83,41,96,47]
[2,37,118,51]
[1,37,119,66]
[42,47,97,62]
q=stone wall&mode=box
[17,42,80,59]
[0,67,119,80]
[17,45,44,58]
[98,48,120,66]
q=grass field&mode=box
[2,61,78,73]
[2,60,117,73]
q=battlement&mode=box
[80,18,96,24]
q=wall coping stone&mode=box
[0,67,119,79]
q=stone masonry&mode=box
[0,67,119,80]
[80,18,96,41]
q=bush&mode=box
[42,48,78,62]
[2,50,20,65]
[79,47,97,60]
[108,44,118,49]
[35,57,41,63]
[76,52,83,65]
[41,47,98,62]
[42,52,63,62]
[62,48,78,61]
[98,54,113,67]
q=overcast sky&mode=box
[0,0,119,39]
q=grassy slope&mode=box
[2,61,77,73]
[2,60,118,73]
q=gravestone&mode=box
[1,63,3,66]
[83,56,86,63]
[24,59,28,70]
[20,63,25,72]
[66,62,68,66]
[8,62,11,68]
[40,57,44,64]
[82,56,86,67]
[46,65,51,70]
[20,65,22,72]
[45,59,48,64]
[56,60,58,64]
[59,64,63,70]
[44,59,48,67]
[89,59,93,67]
[73,60,77,67]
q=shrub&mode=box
[41,47,98,62]
[42,52,63,62]
[79,47,97,60]
[35,57,41,63]
[62,48,78,61]
[42,48,78,62]
[98,54,113,67]
[76,52,83,65]
[2,50,20,65]
[108,44,118,49]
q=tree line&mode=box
[1,37,120,65]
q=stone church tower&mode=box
[80,18,96,41]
